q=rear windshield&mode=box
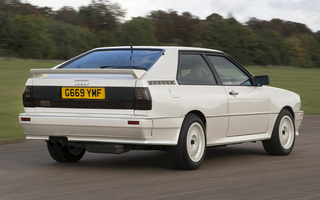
[60,49,164,71]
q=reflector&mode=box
[21,118,31,122]
[128,121,139,125]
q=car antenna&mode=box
[126,36,133,61]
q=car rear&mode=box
[19,47,182,148]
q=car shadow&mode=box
[43,142,267,171]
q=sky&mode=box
[24,0,320,32]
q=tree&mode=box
[196,14,257,64]
[116,17,157,46]
[247,17,319,67]
[47,19,99,59]
[0,0,48,17]
[78,0,125,32]
[313,32,320,67]
[97,30,117,47]
[284,36,309,67]
[148,10,200,46]
[247,18,312,37]
[54,6,80,26]
[220,16,258,64]
[300,34,320,68]
[0,14,53,58]
[251,29,289,66]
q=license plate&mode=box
[62,87,105,99]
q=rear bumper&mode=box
[19,113,183,145]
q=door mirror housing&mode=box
[253,75,270,86]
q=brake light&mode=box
[134,87,151,110]
[23,86,35,107]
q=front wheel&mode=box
[263,109,295,155]
[47,141,86,162]
[167,114,206,170]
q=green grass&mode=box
[0,60,319,143]
[0,59,60,143]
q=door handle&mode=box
[229,91,239,96]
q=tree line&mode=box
[1,0,319,67]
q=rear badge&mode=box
[74,79,89,86]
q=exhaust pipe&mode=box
[47,140,54,147]
[56,141,63,147]
[47,136,68,147]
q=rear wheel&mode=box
[167,114,206,170]
[47,141,85,162]
[263,109,295,155]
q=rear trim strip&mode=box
[31,86,136,109]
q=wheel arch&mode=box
[281,106,295,120]
[167,110,207,169]
[186,110,206,127]
[182,110,208,145]
[263,106,296,155]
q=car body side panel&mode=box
[143,48,179,80]
[224,86,271,137]
[267,86,302,113]
[142,84,229,145]
[266,86,303,136]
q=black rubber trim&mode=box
[32,86,137,109]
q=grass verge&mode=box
[0,59,60,143]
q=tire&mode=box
[263,109,295,155]
[167,114,206,170]
[47,141,85,162]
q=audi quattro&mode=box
[19,46,304,170]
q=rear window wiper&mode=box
[100,66,113,69]
[100,66,147,70]
[116,66,147,70]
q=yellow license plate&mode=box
[62,87,105,99]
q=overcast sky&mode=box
[24,0,320,32]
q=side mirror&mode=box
[253,75,270,86]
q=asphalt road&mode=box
[1,116,319,200]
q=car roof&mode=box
[93,46,223,53]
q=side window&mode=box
[208,56,252,86]
[178,54,217,85]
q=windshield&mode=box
[60,49,164,70]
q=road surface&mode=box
[1,115,319,199]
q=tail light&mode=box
[23,86,35,107]
[134,87,152,110]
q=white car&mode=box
[19,46,304,170]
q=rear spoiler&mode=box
[30,69,146,79]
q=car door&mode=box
[207,55,271,137]
[176,53,229,144]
